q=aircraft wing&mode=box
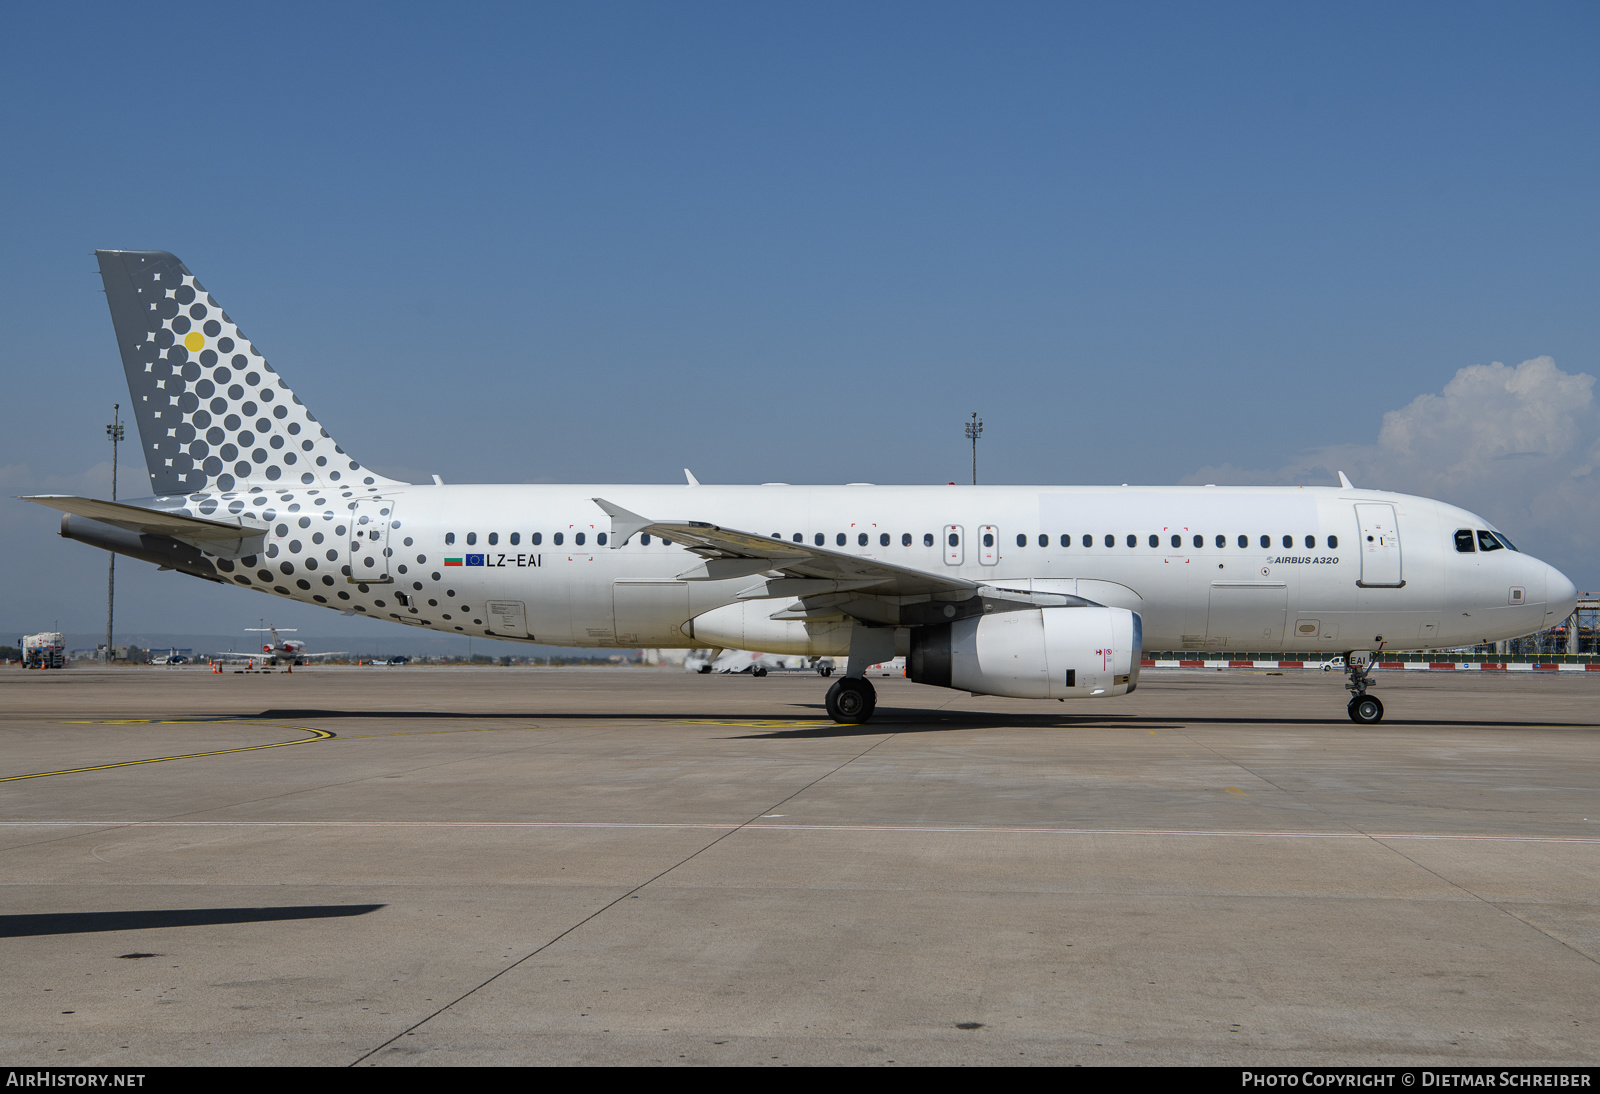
[22,495,268,556]
[592,498,977,599]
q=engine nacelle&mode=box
[909,606,1142,699]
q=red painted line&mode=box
[1429,663,1456,670]
[1586,664,1600,671]
[1481,664,1507,671]
[1533,664,1559,672]
[1228,660,1253,668]
[1377,662,1404,670]
[1278,661,1305,668]
[1179,660,1203,667]
[1140,660,1156,667]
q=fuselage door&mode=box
[346,497,395,584]
[943,525,964,566]
[1354,503,1403,587]
[978,525,999,566]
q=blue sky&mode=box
[3,2,1597,635]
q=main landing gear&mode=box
[824,676,876,724]
[1343,651,1384,724]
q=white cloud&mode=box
[1184,357,1600,583]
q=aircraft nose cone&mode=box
[1547,565,1578,620]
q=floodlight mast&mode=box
[965,412,983,485]
[105,404,123,662]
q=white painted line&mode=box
[2,820,1596,843]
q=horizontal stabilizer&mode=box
[22,495,268,557]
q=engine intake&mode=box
[909,606,1141,699]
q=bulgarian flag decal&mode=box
[444,557,463,566]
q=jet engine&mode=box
[908,606,1141,699]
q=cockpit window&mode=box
[1454,529,1475,553]
[1476,530,1504,552]
[1493,531,1518,552]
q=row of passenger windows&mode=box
[446,530,1337,550]
[1455,529,1517,553]
[444,531,622,547]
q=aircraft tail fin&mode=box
[94,250,406,497]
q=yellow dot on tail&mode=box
[184,331,205,352]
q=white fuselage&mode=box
[204,482,1575,655]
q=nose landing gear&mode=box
[1344,651,1384,723]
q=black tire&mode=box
[818,666,833,677]
[1348,695,1384,724]
[825,677,877,724]
[753,666,767,677]
[697,664,713,674]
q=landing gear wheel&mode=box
[817,666,833,677]
[825,677,877,724]
[697,664,713,674]
[1348,695,1384,724]
[753,666,767,677]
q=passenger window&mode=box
[1327,535,1338,549]
[597,533,607,546]
[1125,534,1136,548]
[1477,530,1504,552]
[575,532,586,546]
[639,534,649,545]
[1061,534,1071,548]
[510,533,520,546]
[466,532,477,546]
[924,533,934,547]
[662,538,672,546]
[532,533,543,545]
[488,532,499,546]
[1215,534,1225,548]
[1147,534,1158,548]
[1014,533,1025,547]
[948,533,959,547]
[1085,534,1094,548]
[554,532,564,545]
[1238,535,1247,548]
[1305,535,1315,549]
[1170,534,1180,548]
[445,532,455,545]
[881,533,891,547]
[1260,535,1270,548]
[794,533,803,543]
[980,532,994,548]
[902,533,912,546]
[858,533,868,547]
[1282,535,1292,549]
[1038,534,1048,548]
[836,533,847,547]
[815,533,825,546]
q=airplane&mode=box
[683,648,830,676]
[21,250,1580,725]
[240,624,346,666]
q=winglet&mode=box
[684,468,700,487]
[592,498,652,547]
[1338,471,1355,490]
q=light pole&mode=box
[965,412,983,485]
[105,404,123,663]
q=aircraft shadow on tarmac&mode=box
[250,707,1600,740]
[0,905,384,938]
